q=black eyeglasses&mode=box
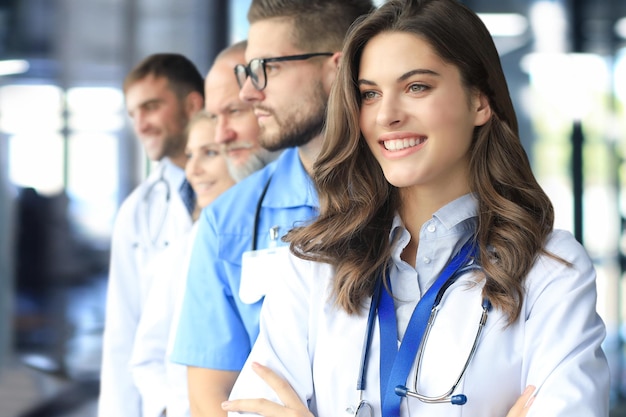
[234,52,333,91]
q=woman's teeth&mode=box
[383,137,425,151]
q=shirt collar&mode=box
[390,193,478,241]
[432,193,478,230]
[159,157,186,188]
[262,147,318,209]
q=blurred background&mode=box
[0,0,625,415]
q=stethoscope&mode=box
[136,164,171,249]
[350,246,492,416]
[251,175,274,251]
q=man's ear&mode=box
[185,91,204,116]
[321,51,342,94]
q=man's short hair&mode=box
[123,53,204,100]
[247,0,374,52]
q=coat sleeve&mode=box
[228,252,317,416]
[170,207,253,370]
[523,230,610,417]
[129,249,177,417]
[98,196,143,417]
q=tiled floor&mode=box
[615,404,626,417]
[0,277,105,417]
[0,359,42,417]
[0,356,98,417]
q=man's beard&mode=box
[159,109,189,160]
[160,132,187,160]
[227,147,282,182]
[258,84,327,152]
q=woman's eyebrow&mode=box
[357,68,440,86]
[398,68,440,82]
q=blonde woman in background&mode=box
[127,104,261,417]
[129,110,234,417]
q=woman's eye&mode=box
[360,90,378,101]
[205,149,219,157]
[409,83,428,93]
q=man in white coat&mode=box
[128,41,281,417]
[98,53,204,417]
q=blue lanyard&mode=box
[378,240,476,416]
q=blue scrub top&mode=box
[171,147,318,371]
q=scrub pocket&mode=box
[239,246,291,304]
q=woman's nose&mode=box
[376,96,403,127]
[186,156,203,177]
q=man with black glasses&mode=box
[170,1,374,416]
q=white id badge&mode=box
[240,245,290,304]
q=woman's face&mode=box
[358,32,490,200]
[185,119,236,208]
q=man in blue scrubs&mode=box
[170,1,374,416]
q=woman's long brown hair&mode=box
[285,0,555,325]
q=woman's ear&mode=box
[473,92,492,127]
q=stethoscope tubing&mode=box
[137,165,171,249]
[396,295,491,405]
[358,255,490,407]
[357,277,383,391]
[251,175,273,251]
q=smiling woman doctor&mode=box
[223,0,611,416]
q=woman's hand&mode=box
[506,385,536,417]
[222,363,536,417]
[221,362,314,417]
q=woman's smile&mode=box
[381,135,427,151]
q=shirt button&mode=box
[423,257,431,264]
[427,224,436,233]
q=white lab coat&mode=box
[229,229,610,417]
[99,159,192,417]
[129,223,198,417]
